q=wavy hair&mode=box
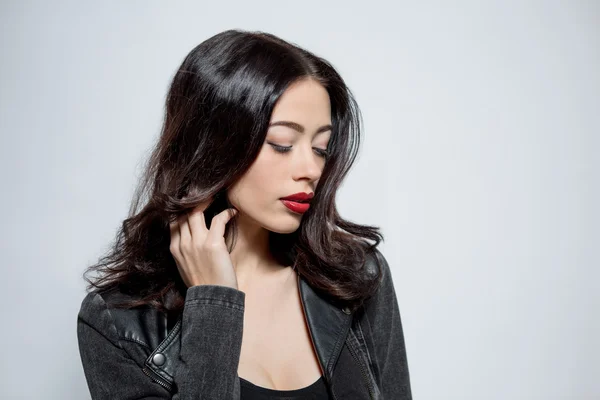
[83,29,384,314]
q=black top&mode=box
[240,375,331,399]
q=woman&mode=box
[77,29,412,399]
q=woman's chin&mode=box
[264,214,302,234]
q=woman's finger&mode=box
[178,214,192,254]
[169,219,181,259]
[188,202,210,241]
[206,208,237,243]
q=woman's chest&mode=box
[237,281,323,391]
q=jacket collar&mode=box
[143,273,354,390]
[297,273,354,378]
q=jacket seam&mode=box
[326,315,352,374]
[185,299,244,311]
[81,294,123,350]
[348,326,380,397]
[355,309,374,368]
[118,336,151,350]
[78,318,121,349]
[345,330,376,398]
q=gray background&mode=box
[0,1,597,399]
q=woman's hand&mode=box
[169,200,239,289]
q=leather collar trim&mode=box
[297,273,353,378]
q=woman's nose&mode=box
[292,146,323,182]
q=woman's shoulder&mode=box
[78,285,144,323]
[77,286,170,351]
[362,246,393,289]
[359,246,399,312]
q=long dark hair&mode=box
[83,29,384,314]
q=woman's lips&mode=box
[280,199,310,214]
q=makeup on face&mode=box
[279,192,314,214]
[281,200,310,213]
[266,121,331,155]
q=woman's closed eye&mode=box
[268,143,328,158]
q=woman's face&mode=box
[227,78,332,234]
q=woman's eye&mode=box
[314,148,328,158]
[269,143,292,153]
[268,143,328,158]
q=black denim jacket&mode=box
[77,248,412,399]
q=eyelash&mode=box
[269,143,329,158]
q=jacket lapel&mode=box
[297,273,353,379]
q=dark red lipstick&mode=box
[280,192,313,214]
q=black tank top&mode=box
[240,375,331,399]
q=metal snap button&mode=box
[152,352,166,366]
[342,306,351,315]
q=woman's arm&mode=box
[360,248,412,399]
[77,284,245,400]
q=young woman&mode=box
[77,29,412,399]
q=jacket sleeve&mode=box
[360,248,412,399]
[77,285,245,400]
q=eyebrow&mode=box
[268,121,332,135]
